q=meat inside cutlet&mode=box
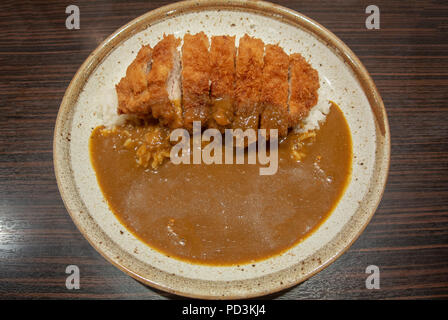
[182,32,211,131]
[288,53,320,127]
[116,45,153,115]
[147,34,183,129]
[208,35,236,132]
[260,44,289,139]
[233,35,264,133]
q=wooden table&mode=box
[1,0,447,299]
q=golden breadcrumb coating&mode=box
[260,44,289,138]
[147,34,183,128]
[182,32,211,131]
[210,35,235,99]
[116,45,152,115]
[116,34,322,137]
[233,35,264,131]
[208,35,236,130]
[288,53,320,126]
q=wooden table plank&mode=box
[0,0,447,299]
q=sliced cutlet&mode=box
[147,34,183,129]
[288,53,320,127]
[260,44,289,139]
[182,32,211,131]
[208,35,236,132]
[233,35,264,132]
[116,45,153,115]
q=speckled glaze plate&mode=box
[54,0,390,299]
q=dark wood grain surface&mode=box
[0,0,447,300]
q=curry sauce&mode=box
[89,104,352,265]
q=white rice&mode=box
[97,87,133,128]
[293,88,331,134]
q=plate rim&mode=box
[53,0,390,299]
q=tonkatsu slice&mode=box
[147,34,183,129]
[232,35,265,133]
[260,44,290,139]
[182,32,211,131]
[116,45,153,115]
[115,33,321,137]
[208,35,236,132]
[288,53,320,127]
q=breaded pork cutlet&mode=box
[260,44,289,139]
[208,35,236,132]
[116,45,153,115]
[147,34,183,129]
[182,32,211,131]
[233,35,264,133]
[288,53,320,127]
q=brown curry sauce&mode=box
[89,103,352,265]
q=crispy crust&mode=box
[147,34,183,128]
[209,35,236,130]
[233,35,264,131]
[261,45,289,108]
[210,35,235,99]
[116,34,321,134]
[182,32,211,130]
[260,44,289,138]
[288,53,320,126]
[116,45,153,115]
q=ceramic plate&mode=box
[54,0,390,299]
